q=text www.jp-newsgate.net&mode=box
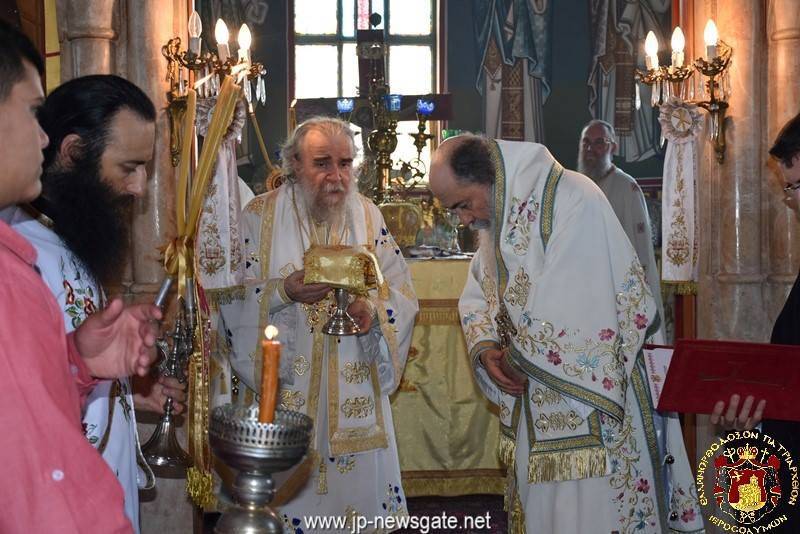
[301,511,494,533]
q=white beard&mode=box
[297,180,355,227]
[577,147,612,182]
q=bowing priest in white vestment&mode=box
[429,134,703,534]
[578,119,665,338]
[219,117,418,531]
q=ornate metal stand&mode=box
[322,288,360,336]
[209,405,312,533]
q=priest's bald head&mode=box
[429,133,494,230]
[281,116,357,224]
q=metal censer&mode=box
[142,279,193,477]
[210,404,312,533]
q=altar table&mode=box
[390,258,505,496]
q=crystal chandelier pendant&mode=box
[244,78,252,102]
[257,76,266,105]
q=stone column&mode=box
[124,7,190,534]
[125,1,179,304]
[695,0,767,342]
[692,5,768,532]
[765,0,800,323]
[56,0,117,79]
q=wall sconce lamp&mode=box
[635,19,732,163]
[161,13,266,166]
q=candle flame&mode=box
[704,19,718,47]
[238,24,252,52]
[264,325,279,340]
[215,18,229,45]
[671,27,685,53]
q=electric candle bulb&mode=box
[704,19,719,60]
[671,27,685,68]
[215,19,230,63]
[644,31,659,70]
[238,24,252,64]
[188,11,202,55]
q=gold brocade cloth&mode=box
[389,259,505,496]
[303,245,387,297]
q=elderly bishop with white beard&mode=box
[218,117,418,531]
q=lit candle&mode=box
[644,31,659,70]
[704,19,719,60]
[188,10,202,56]
[259,325,281,424]
[237,23,252,64]
[670,27,685,68]
[215,19,230,63]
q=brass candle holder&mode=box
[635,22,733,163]
[694,42,732,163]
[162,19,266,167]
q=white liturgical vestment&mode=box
[458,140,703,534]
[219,185,418,532]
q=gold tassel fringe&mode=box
[505,462,526,534]
[664,280,697,295]
[527,446,607,484]
[509,492,526,534]
[498,433,516,468]
[204,285,245,308]
[186,466,216,509]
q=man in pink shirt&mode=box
[0,20,161,533]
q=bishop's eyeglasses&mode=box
[581,137,612,150]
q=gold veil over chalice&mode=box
[303,244,387,336]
